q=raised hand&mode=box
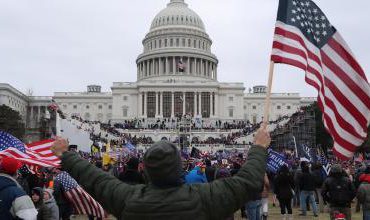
[253,123,271,148]
[51,137,69,158]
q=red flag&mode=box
[271,0,370,159]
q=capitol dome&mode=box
[136,0,218,82]
[150,0,205,32]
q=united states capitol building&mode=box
[1,0,315,134]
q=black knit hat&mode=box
[144,141,183,187]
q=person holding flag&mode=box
[51,124,271,219]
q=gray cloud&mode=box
[0,0,368,97]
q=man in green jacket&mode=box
[51,124,270,220]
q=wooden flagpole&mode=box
[263,61,275,124]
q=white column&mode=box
[159,58,163,75]
[171,92,175,118]
[144,92,147,118]
[151,59,154,75]
[199,92,202,116]
[155,91,159,117]
[156,59,158,75]
[193,92,197,116]
[215,65,218,80]
[205,60,209,77]
[194,58,197,75]
[166,57,169,74]
[139,92,143,117]
[173,57,176,74]
[137,64,139,79]
[214,93,219,118]
[187,57,190,75]
[210,92,214,117]
[160,92,163,117]
[30,106,34,128]
[182,92,186,115]
[200,59,203,76]
[145,61,148,76]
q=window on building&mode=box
[193,39,196,48]
[277,105,281,110]
[176,38,179,47]
[252,106,256,110]
[63,105,67,109]
[188,39,191,47]
[73,105,77,109]
[182,38,185,47]
[287,105,291,110]
[123,108,128,117]
[243,105,247,110]
[159,39,162,48]
[86,105,90,109]
[165,39,168,47]
[229,97,233,102]
[170,39,173,46]
[228,109,234,117]
[98,105,102,110]
[123,96,128,101]
[108,105,112,110]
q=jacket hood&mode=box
[43,188,55,203]
[32,187,44,206]
[143,141,183,187]
[0,174,18,191]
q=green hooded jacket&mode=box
[61,144,267,220]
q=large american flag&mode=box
[55,171,106,218]
[271,0,370,159]
[0,131,60,167]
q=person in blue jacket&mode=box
[0,157,38,220]
[185,166,208,184]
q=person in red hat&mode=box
[0,157,38,220]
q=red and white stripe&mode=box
[65,186,106,218]
[271,21,370,160]
[0,139,60,168]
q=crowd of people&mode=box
[2,133,370,220]
[69,113,293,148]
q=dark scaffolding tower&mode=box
[270,105,316,153]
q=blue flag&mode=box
[319,151,331,176]
[267,149,288,174]
[298,144,312,162]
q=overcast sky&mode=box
[0,0,369,97]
